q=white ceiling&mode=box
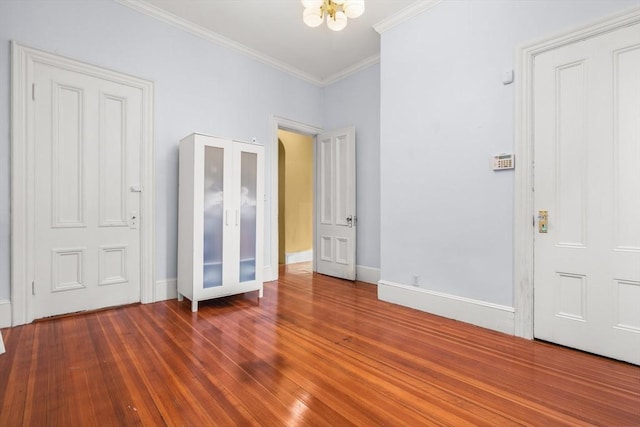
[120,0,423,85]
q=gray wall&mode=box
[0,0,323,300]
[380,0,640,307]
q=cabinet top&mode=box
[180,132,263,147]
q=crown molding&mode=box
[373,0,442,34]
[320,54,380,86]
[115,0,324,86]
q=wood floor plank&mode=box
[194,303,440,426]
[163,303,339,426]
[90,313,163,425]
[114,308,249,426]
[0,326,34,426]
[0,263,639,426]
[256,278,565,425]
[57,317,100,427]
[130,303,286,426]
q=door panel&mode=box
[319,137,333,225]
[33,62,142,318]
[614,46,640,251]
[316,127,356,281]
[534,24,640,364]
[100,94,128,227]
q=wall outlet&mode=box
[411,275,420,287]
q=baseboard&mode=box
[262,263,379,284]
[356,266,380,285]
[378,280,515,335]
[0,299,12,328]
[285,249,313,264]
[155,279,177,301]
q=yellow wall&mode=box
[278,130,313,263]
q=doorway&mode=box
[268,117,356,282]
[278,130,314,266]
[268,117,321,281]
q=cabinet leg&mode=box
[191,300,198,312]
[258,286,264,298]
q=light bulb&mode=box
[303,7,324,27]
[327,11,347,31]
[343,0,364,19]
[301,0,323,9]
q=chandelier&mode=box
[302,0,365,32]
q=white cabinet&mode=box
[177,133,264,311]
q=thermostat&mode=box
[492,153,515,170]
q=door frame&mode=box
[267,116,322,282]
[514,6,640,339]
[10,42,155,325]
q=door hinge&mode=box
[32,83,36,101]
[32,281,35,295]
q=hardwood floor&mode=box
[1,263,639,426]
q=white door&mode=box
[316,127,356,280]
[533,23,640,364]
[32,61,143,318]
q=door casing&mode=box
[11,42,155,325]
[514,6,640,339]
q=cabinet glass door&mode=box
[239,151,257,282]
[203,146,224,288]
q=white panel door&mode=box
[534,23,640,364]
[33,62,142,318]
[316,127,356,280]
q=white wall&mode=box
[0,0,323,301]
[379,1,640,312]
[323,64,381,271]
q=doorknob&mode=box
[346,215,354,228]
[538,210,548,233]
[131,211,138,229]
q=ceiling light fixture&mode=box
[302,0,365,32]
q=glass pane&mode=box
[203,146,224,288]
[239,151,257,282]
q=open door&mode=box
[315,127,356,280]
